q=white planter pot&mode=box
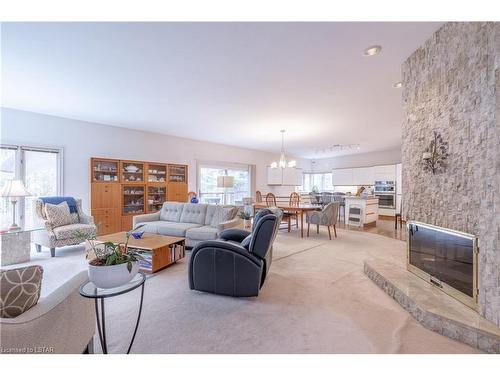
[88,261,140,289]
[243,219,251,229]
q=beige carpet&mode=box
[70,228,478,354]
[22,228,480,353]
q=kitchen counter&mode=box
[344,196,379,226]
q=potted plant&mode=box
[239,211,252,229]
[80,225,149,289]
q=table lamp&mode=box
[217,176,234,205]
[0,179,32,230]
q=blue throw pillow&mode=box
[241,234,252,250]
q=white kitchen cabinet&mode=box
[332,168,353,185]
[267,167,302,186]
[267,167,282,185]
[352,167,374,185]
[282,167,303,186]
[373,164,396,182]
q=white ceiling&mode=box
[1,22,442,158]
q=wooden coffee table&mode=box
[95,232,185,274]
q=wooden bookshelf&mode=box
[90,157,188,234]
[91,158,119,183]
[121,161,145,183]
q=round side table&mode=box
[79,272,146,354]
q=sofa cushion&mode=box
[159,202,184,222]
[204,205,217,225]
[185,226,219,241]
[141,221,202,237]
[180,203,208,225]
[210,206,238,228]
[0,265,43,318]
[53,223,96,240]
[44,201,78,228]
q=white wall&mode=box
[1,108,306,210]
[309,148,402,172]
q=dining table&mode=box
[252,203,321,238]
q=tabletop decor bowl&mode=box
[125,165,139,173]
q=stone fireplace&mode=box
[401,22,500,326]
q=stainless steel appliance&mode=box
[374,180,395,193]
[374,181,395,208]
[374,193,395,208]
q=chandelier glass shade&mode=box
[271,130,296,169]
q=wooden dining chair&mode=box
[266,192,292,232]
[256,190,263,203]
[287,192,300,229]
[265,192,277,207]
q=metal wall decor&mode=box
[422,131,449,174]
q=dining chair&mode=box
[309,192,320,205]
[306,202,339,240]
[256,190,263,203]
[284,192,300,230]
[265,192,277,206]
[332,193,345,221]
[266,192,293,232]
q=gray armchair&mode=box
[306,202,339,240]
[33,198,96,257]
[188,209,280,297]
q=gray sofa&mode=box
[133,202,241,247]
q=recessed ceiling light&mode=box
[393,82,403,88]
[363,45,382,56]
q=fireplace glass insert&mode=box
[407,221,478,308]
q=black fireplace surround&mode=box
[407,221,478,309]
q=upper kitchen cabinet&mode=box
[267,167,282,185]
[373,165,396,182]
[352,167,374,185]
[331,168,353,185]
[282,167,302,186]
[267,167,302,186]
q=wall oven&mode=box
[375,193,395,208]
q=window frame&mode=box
[300,172,333,193]
[196,160,253,205]
[1,143,64,227]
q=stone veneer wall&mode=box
[401,22,500,325]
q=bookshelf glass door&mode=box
[168,165,187,182]
[93,159,119,182]
[122,162,145,183]
[147,186,166,212]
[147,164,167,183]
[122,185,145,215]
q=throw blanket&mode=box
[39,196,78,214]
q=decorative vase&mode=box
[88,261,140,289]
[243,219,251,229]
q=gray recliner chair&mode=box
[188,209,280,297]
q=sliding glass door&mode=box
[198,163,251,205]
[0,147,17,229]
[0,145,62,230]
[23,148,60,228]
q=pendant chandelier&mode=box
[271,130,296,169]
